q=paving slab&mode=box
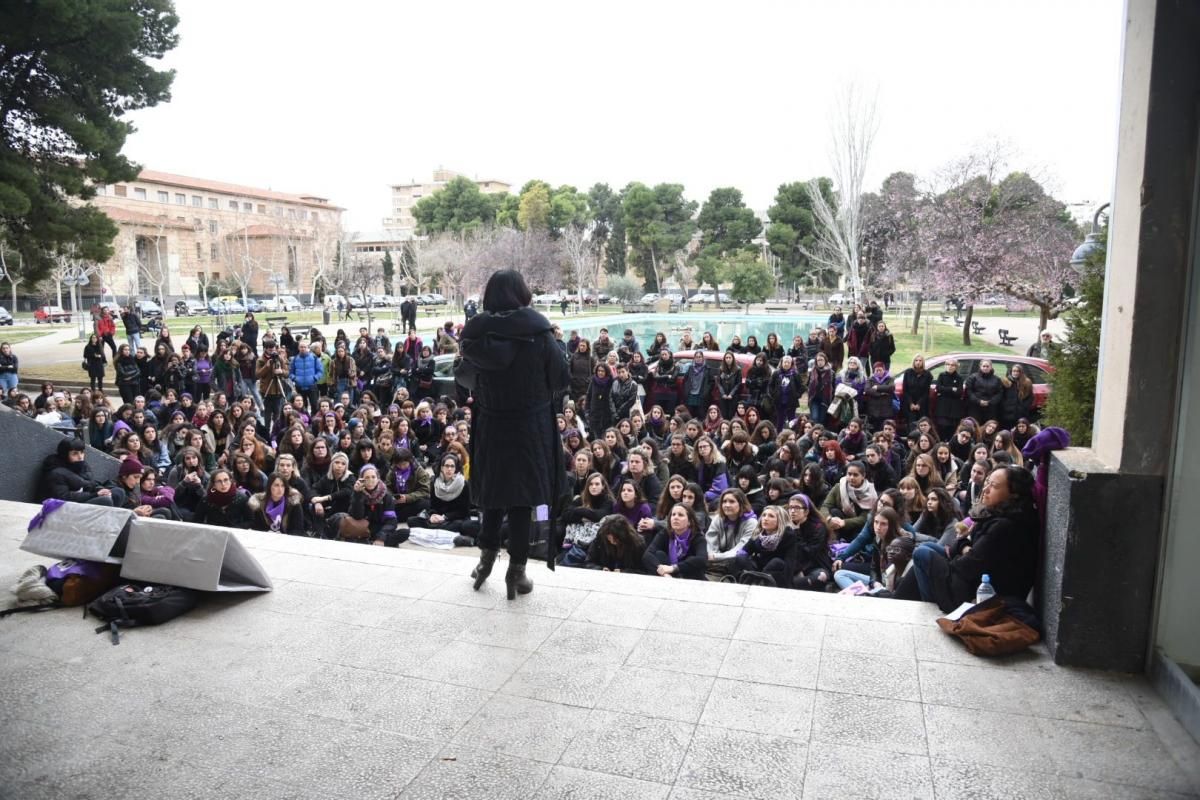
[0,499,1196,799]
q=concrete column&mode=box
[1042,0,1199,670]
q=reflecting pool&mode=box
[562,313,831,348]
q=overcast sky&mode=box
[124,0,1125,230]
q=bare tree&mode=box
[0,236,26,312]
[396,236,437,297]
[799,85,879,303]
[345,255,383,329]
[308,222,342,305]
[560,225,590,308]
[138,217,171,310]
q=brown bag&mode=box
[50,562,123,607]
[338,516,371,540]
[936,597,1041,657]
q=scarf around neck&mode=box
[838,475,878,517]
[757,526,783,552]
[434,472,465,501]
[265,495,287,530]
[669,530,692,565]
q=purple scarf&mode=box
[669,530,692,565]
[393,465,413,493]
[265,496,286,530]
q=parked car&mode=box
[828,292,849,306]
[208,298,246,315]
[893,352,1054,412]
[691,291,733,304]
[135,300,164,320]
[639,293,661,304]
[243,298,265,313]
[369,294,398,308]
[264,295,303,313]
[426,293,446,305]
[174,299,207,316]
[533,293,561,305]
[33,305,71,323]
[0,306,12,325]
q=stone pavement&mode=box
[0,499,1196,799]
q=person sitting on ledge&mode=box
[39,438,123,507]
[894,465,1039,612]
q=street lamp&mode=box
[1070,202,1110,271]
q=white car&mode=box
[265,295,303,312]
[639,293,660,304]
[533,293,561,305]
[828,292,848,305]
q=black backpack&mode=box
[88,582,201,644]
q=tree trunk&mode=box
[1038,304,1049,335]
[961,304,974,346]
[55,279,63,309]
[910,291,924,336]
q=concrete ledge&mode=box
[1151,648,1200,748]
[1043,448,1163,671]
[0,404,119,503]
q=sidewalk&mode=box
[1,498,1196,799]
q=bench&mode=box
[972,322,987,335]
[621,303,654,314]
[265,315,289,328]
[998,328,1019,346]
[764,306,789,314]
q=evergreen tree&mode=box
[1043,234,1105,446]
[0,1,179,280]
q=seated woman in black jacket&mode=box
[787,493,834,590]
[586,514,646,573]
[734,505,795,588]
[310,452,356,538]
[560,472,614,555]
[643,503,709,579]
[192,468,249,528]
[406,453,479,544]
[895,465,1039,611]
[246,473,306,535]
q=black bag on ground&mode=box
[87,582,201,644]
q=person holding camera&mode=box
[255,340,290,437]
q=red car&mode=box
[893,352,1054,411]
[33,305,72,323]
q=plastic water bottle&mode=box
[975,573,996,604]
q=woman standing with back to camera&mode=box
[457,270,569,599]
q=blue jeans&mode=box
[834,569,871,590]
[810,400,828,424]
[127,333,141,352]
[911,542,946,602]
[0,372,17,393]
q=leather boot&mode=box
[505,561,533,600]
[471,549,498,591]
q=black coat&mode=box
[945,505,1039,610]
[965,371,1004,422]
[900,368,933,423]
[643,529,709,579]
[586,378,616,434]
[934,371,966,423]
[457,306,569,510]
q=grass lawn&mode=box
[0,329,59,344]
[890,323,1004,369]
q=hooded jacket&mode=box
[705,511,759,562]
[39,440,107,502]
[457,306,570,513]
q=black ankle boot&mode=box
[505,561,533,600]
[472,549,498,591]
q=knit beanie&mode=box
[119,459,145,479]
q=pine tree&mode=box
[1043,234,1105,446]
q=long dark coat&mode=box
[965,371,1004,423]
[934,371,965,424]
[457,307,569,512]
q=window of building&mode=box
[257,204,266,214]
[287,209,296,219]
[113,185,127,197]
[208,198,218,209]
[192,195,202,207]
[157,191,169,203]
[175,193,186,204]
[242,202,251,212]
[196,242,203,260]
[208,220,218,234]
[228,200,238,210]
[134,188,147,200]
[95,185,107,196]
[210,244,219,261]
[210,271,220,281]
[194,218,202,228]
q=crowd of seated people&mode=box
[12,299,1045,612]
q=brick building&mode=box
[88,169,343,302]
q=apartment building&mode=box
[90,169,343,300]
[382,168,510,235]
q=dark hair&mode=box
[481,269,533,313]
